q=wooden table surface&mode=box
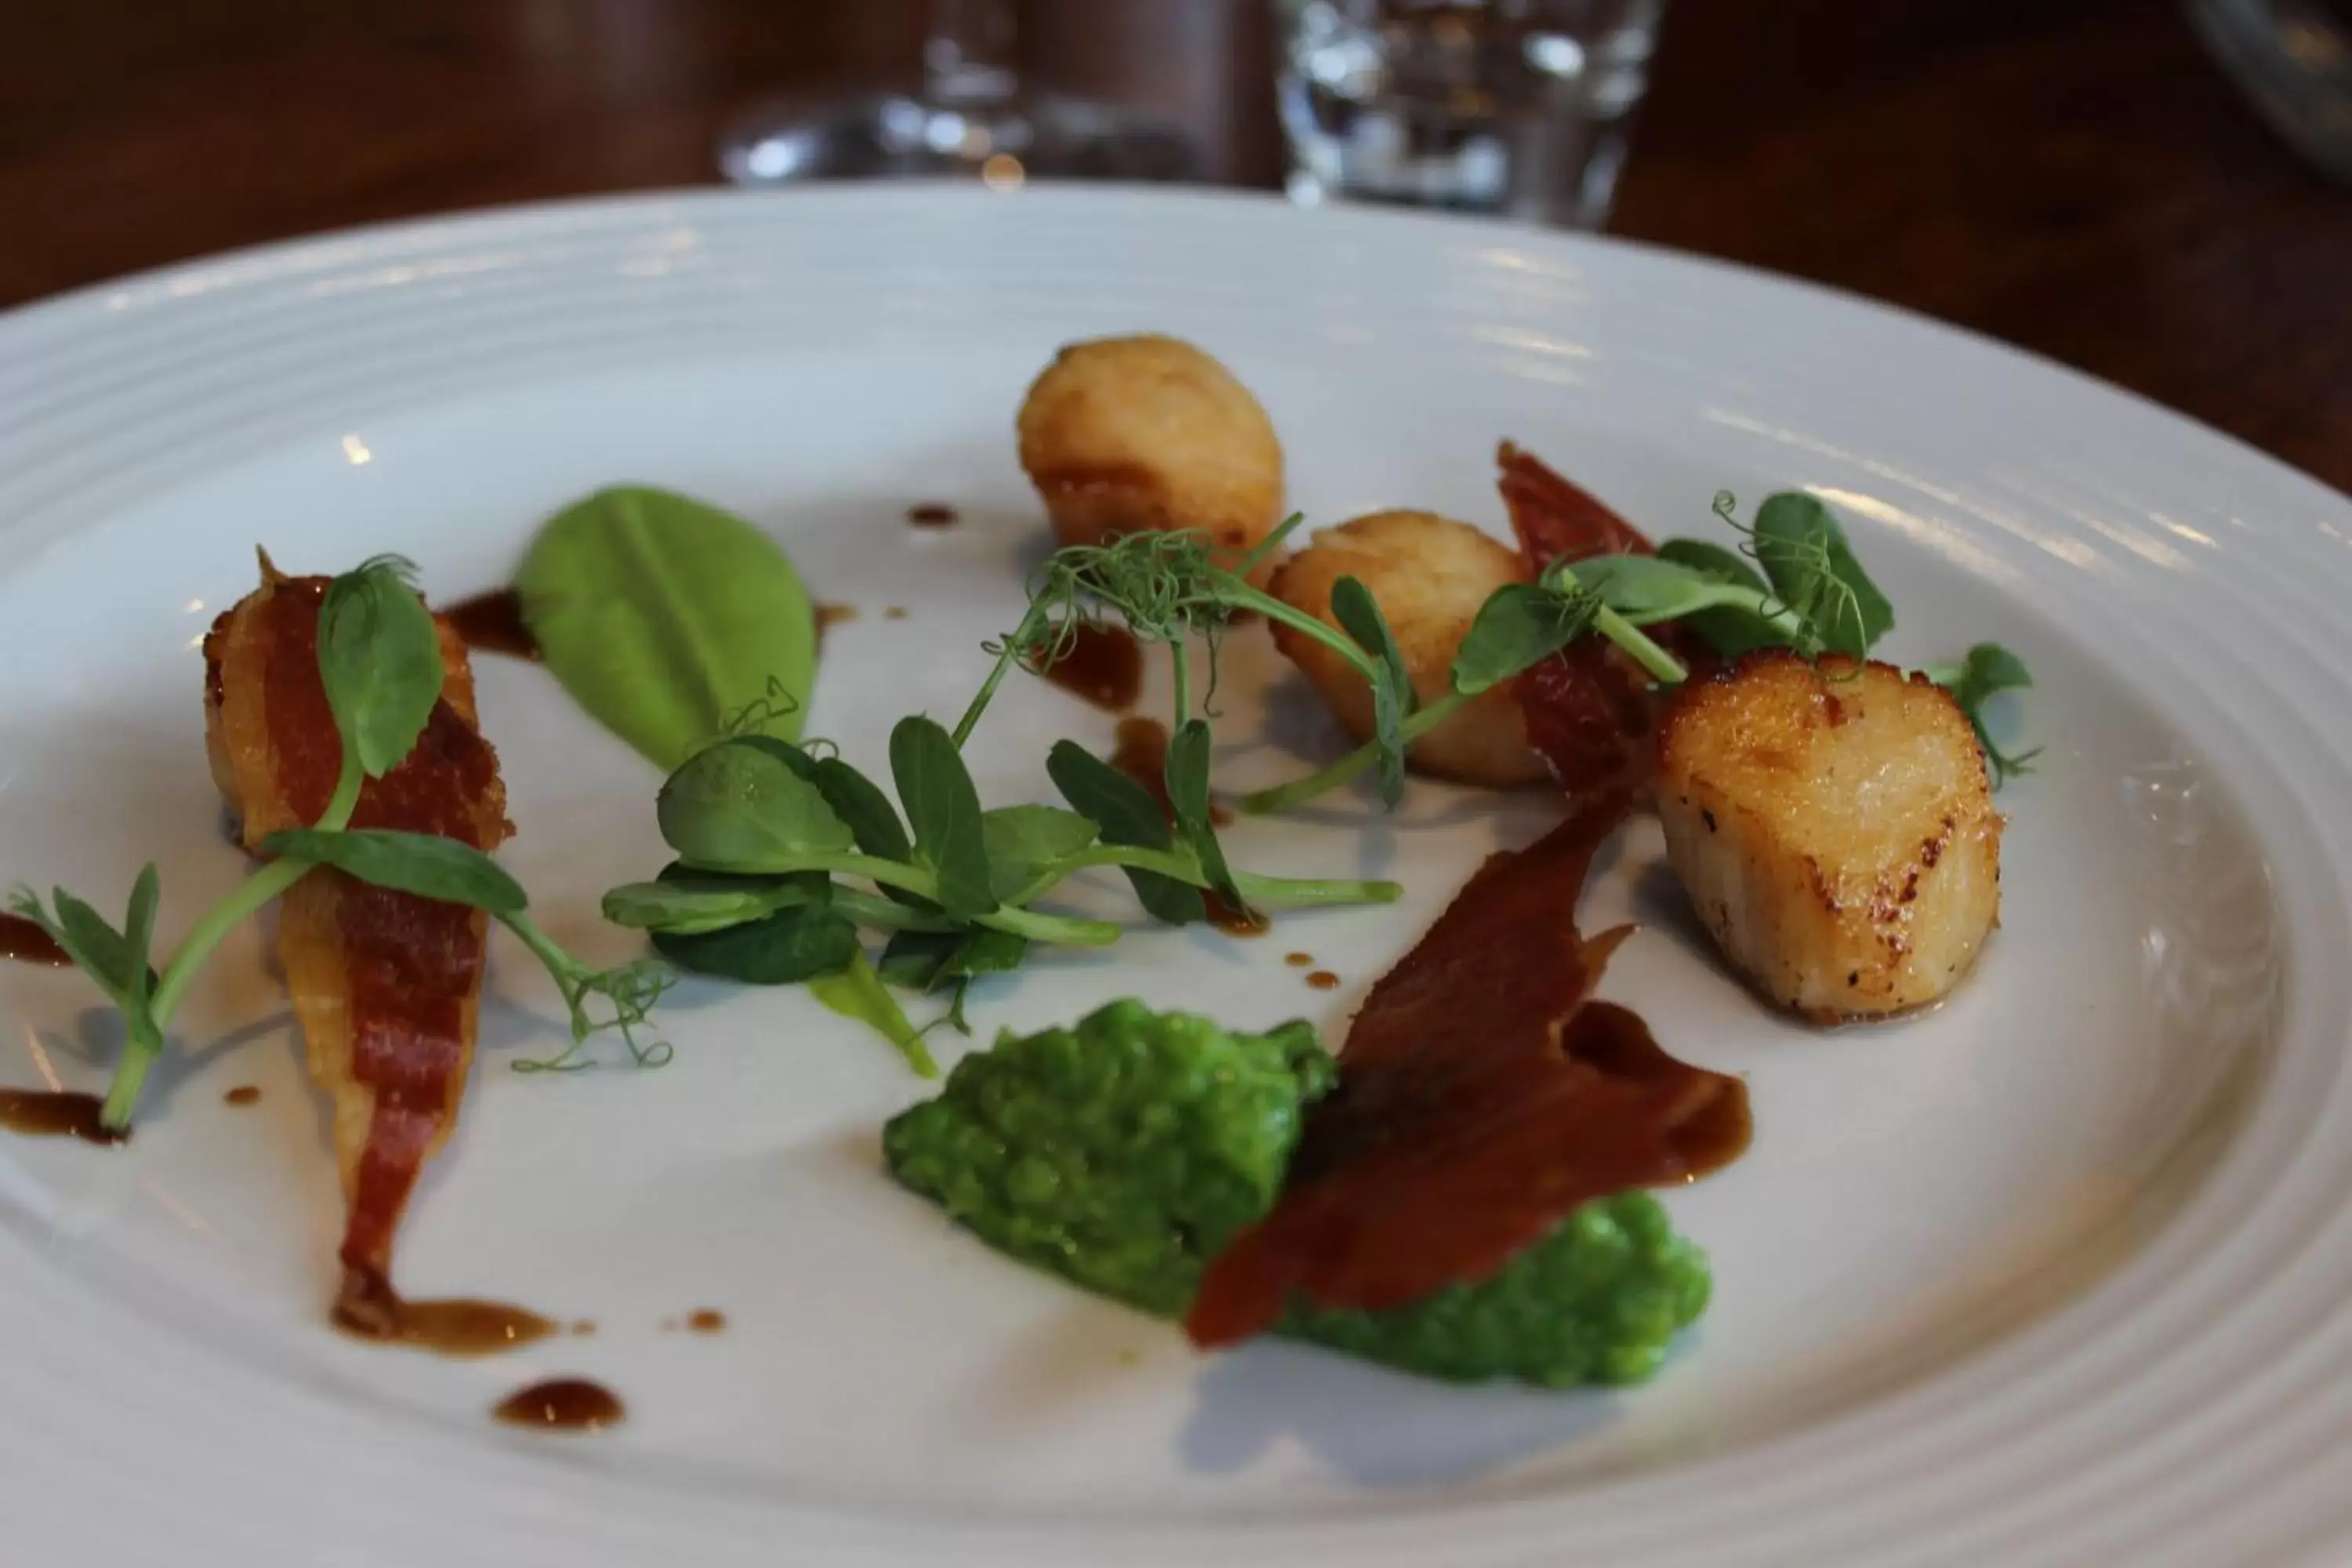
[3,0,2347,491]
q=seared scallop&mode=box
[1269,510,1548,788]
[1656,652,2002,1019]
[1016,334,1285,585]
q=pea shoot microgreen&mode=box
[11,555,673,1133]
[1920,642,2041,784]
[605,520,1406,1070]
[1240,490,2037,813]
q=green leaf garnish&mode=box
[978,805,1100,904]
[44,887,147,1011]
[1748,492,1894,659]
[601,866,827,935]
[626,865,855,987]
[1928,641,2041,784]
[810,756,913,862]
[1650,539,1783,656]
[261,822,678,1069]
[652,902,860,986]
[1451,582,1599,695]
[942,926,1029,978]
[877,930,966,993]
[810,950,938,1079]
[1565,555,1723,622]
[657,737,857,872]
[1045,740,1206,927]
[516,485,818,770]
[261,828,528,914]
[1653,537,1767,595]
[878,927,1029,995]
[1164,719,1247,916]
[1327,575,1415,808]
[122,865,160,1018]
[318,555,445,780]
[890,716,996,920]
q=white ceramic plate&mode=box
[0,185,2343,1567]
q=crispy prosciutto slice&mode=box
[1497,441,1715,798]
[1185,795,1748,1348]
[1496,439,1659,565]
[203,560,512,1332]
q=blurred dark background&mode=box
[2,0,2347,488]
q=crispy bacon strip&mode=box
[203,562,510,1327]
[1185,796,1748,1348]
[1497,441,1715,798]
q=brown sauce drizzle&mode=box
[1108,715,1173,801]
[0,913,71,967]
[1306,970,1341,991]
[816,602,859,634]
[1285,952,1314,967]
[223,1084,262,1106]
[332,1266,557,1358]
[570,1319,597,1336]
[884,606,909,621]
[907,503,959,528]
[686,1308,727,1334]
[441,587,539,660]
[1187,796,1750,1346]
[494,1377,624,1432]
[1032,622,1143,712]
[0,1089,125,1145]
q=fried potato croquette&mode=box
[1269,510,1548,788]
[1017,334,1285,585]
[1657,652,2002,1021]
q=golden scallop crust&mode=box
[1657,651,2003,1020]
[1016,334,1285,585]
[1268,510,1548,788]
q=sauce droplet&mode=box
[223,1084,262,1106]
[493,1377,624,1432]
[816,602,859,633]
[1307,970,1341,991]
[1108,716,1173,803]
[686,1308,727,1334]
[1285,953,1315,967]
[1205,896,1269,937]
[906,503,960,528]
[332,1267,558,1358]
[0,913,71,967]
[0,1089,125,1145]
[571,1319,597,1336]
[884,606,909,621]
[441,588,539,660]
[1033,623,1143,713]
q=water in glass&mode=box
[1278,0,1664,228]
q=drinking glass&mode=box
[2187,0,2352,184]
[720,0,1196,186]
[1276,0,1664,228]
